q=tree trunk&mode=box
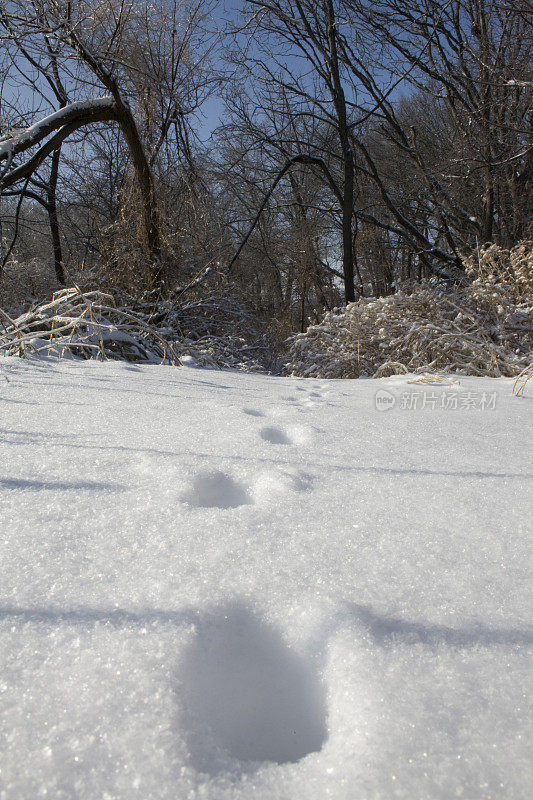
[476,0,495,244]
[115,100,163,284]
[326,0,355,304]
[47,148,65,284]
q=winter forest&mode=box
[0,2,532,799]
[0,0,531,373]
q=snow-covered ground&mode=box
[0,357,531,800]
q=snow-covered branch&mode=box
[0,97,118,162]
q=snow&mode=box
[0,357,531,800]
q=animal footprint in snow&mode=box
[181,471,251,509]
[260,424,314,446]
[179,603,327,773]
[260,426,292,445]
[242,408,265,417]
[309,387,330,399]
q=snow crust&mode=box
[0,358,531,799]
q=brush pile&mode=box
[0,277,273,372]
[287,243,533,379]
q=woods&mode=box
[1,6,532,791]
[0,0,531,342]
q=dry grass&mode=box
[0,276,274,371]
[512,364,533,397]
[287,242,532,379]
[0,286,183,364]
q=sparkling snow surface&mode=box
[0,358,531,800]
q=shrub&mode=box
[287,242,533,379]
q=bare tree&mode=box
[224,0,479,306]
[344,0,532,247]
[225,0,360,301]
[216,88,344,322]
[0,0,216,288]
